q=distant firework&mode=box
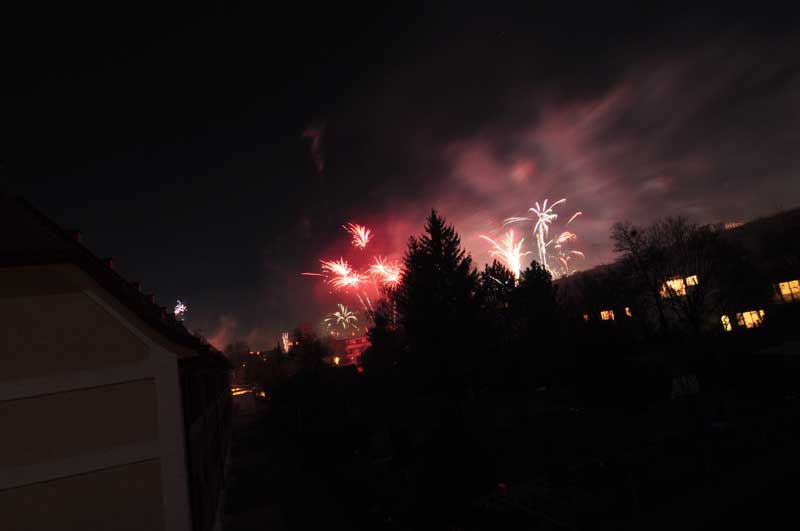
[479,230,531,281]
[303,223,401,324]
[505,198,586,277]
[324,304,359,330]
[369,256,403,289]
[344,223,372,249]
[281,331,290,353]
[174,300,187,321]
[320,258,367,290]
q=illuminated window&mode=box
[660,275,699,298]
[582,313,589,322]
[600,310,615,321]
[624,307,632,317]
[735,310,765,329]
[333,356,340,365]
[720,315,732,332]
[776,280,800,303]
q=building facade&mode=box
[0,195,230,531]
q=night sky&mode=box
[4,4,800,348]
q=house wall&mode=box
[0,264,193,531]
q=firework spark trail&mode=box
[344,223,372,249]
[369,256,403,289]
[567,211,583,225]
[479,230,531,280]
[324,303,359,330]
[302,122,325,175]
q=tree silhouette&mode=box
[508,260,560,386]
[613,217,766,337]
[392,210,478,386]
[361,299,404,375]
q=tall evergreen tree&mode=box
[392,210,478,382]
[508,260,560,386]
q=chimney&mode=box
[104,257,114,269]
[146,294,156,304]
[68,230,82,243]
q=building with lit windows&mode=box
[326,334,371,367]
[557,207,800,335]
[0,194,231,531]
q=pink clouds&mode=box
[375,42,800,274]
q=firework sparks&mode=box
[281,331,290,353]
[505,197,565,271]
[319,258,367,290]
[369,256,403,289]
[479,229,531,280]
[555,231,577,246]
[324,303,359,330]
[344,223,372,249]
[174,300,188,321]
[505,199,588,277]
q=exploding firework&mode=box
[174,300,187,321]
[369,256,403,289]
[303,222,399,326]
[479,229,531,281]
[505,199,586,277]
[324,304,359,330]
[344,223,372,249]
[307,258,367,290]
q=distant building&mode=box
[0,194,231,531]
[326,334,371,367]
[556,207,800,334]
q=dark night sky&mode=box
[3,3,800,347]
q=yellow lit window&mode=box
[660,275,699,298]
[776,280,800,303]
[720,315,732,332]
[600,310,615,321]
[661,278,686,297]
[735,310,765,329]
[624,307,632,317]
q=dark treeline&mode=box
[233,209,800,531]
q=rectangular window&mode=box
[660,275,699,298]
[776,280,800,303]
[720,315,732,332]
[624,307,632,317]
[735,309,765,329]
[600,310,615,321]
[582,313,589,322]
